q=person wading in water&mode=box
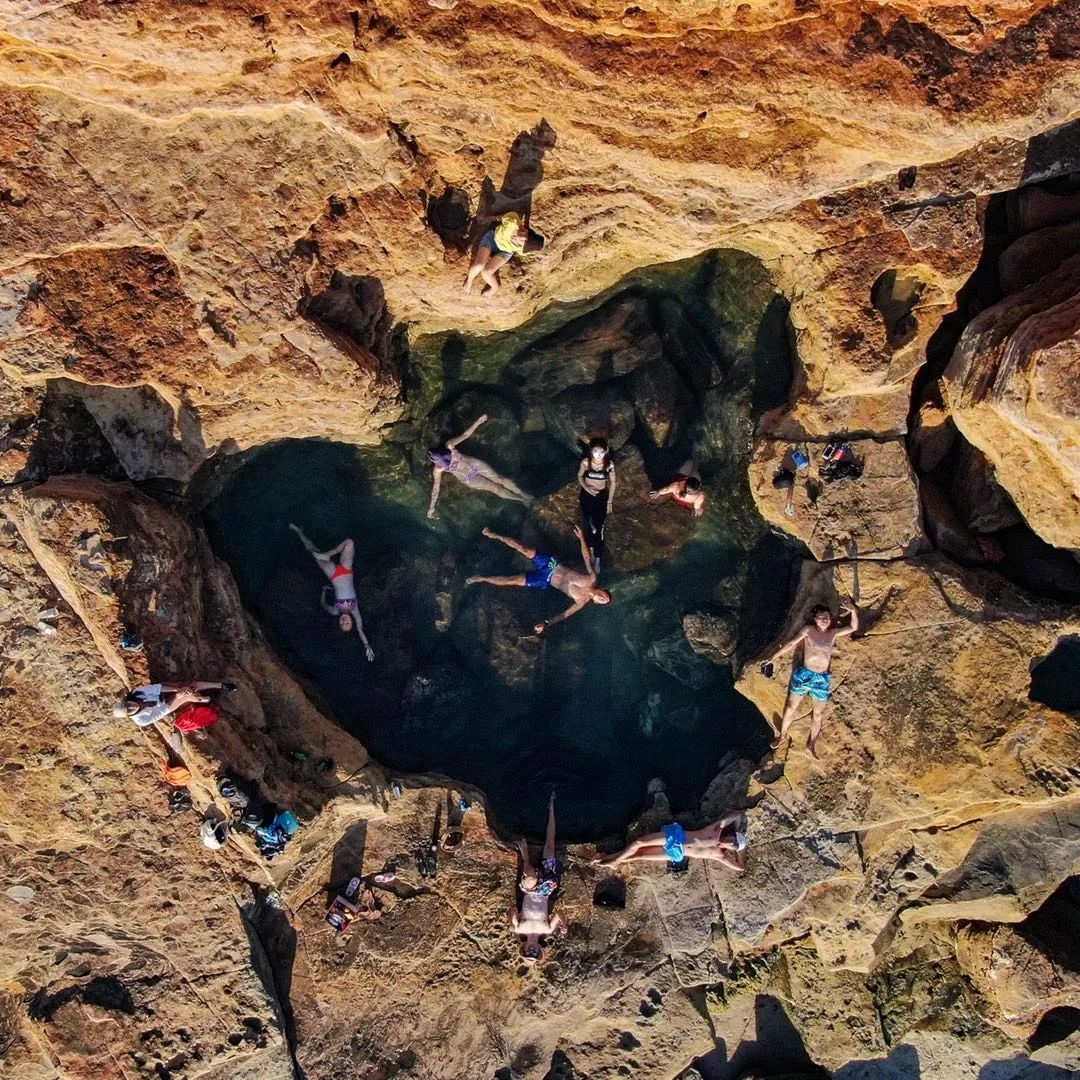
[577,437,615,571]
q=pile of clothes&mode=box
[217,774,300,860]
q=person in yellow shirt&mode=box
[463,211,545,297]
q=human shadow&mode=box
[326,819,368,902]
[695,993,831,1078]
[831,1042,922,1078]
[474,119,558,232]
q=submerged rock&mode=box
[542,380,636,455]
[682,610,738,663]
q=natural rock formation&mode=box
[943,253,1080,551]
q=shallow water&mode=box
[203,250,803,840]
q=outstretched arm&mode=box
[427,470,443,519]
[354,611,375,661]
[835,599,859,638]
[446,414,489,450]
[320,586,337,615]
[574,524,592,570]
[536,599,587,636]
[769,626,808,662]
[606,465,616,513]
[648,481,678,500]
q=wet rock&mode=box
[646,629,718,689]
[451,588,543,693]
[682,611,738,663]
[943,252,1080,550]
[505,295,663,399]
[627,359,693,449]
[528,445,695,573]
[422,391,524,478]
[542,380,635,455]
[999,219,1080,294]
[654,298,724,392]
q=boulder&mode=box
[682,611,738,663]
[1006,185,1080,236]
[542,380,635,455]
[646,629,719,689]
[627,359,693,449]
[999,219,1080,294]
[505,295,663,398]
[909,399,956,473]
[943,252,1080,550]
[948,440,1022,534]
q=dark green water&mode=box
[203,250,803,840]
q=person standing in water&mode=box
[427,414,532,519]
[466,524,611,635]
[463,212,546,298]
[577,437,615,571]
[648,460,707,517]
[593,813,747,872]
[509,792,564,962]
[766,599,859,757]
[289,524,375,661]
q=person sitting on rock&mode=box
[648,460,707,517]
[577,437,616,572]
[467,524,611,635]
[510,792,564,962]
[427,414,531,518]
[766,599,859,757]
[463,211,545,298]
[113,680,234,727]
[289,524,374,661]
[593,813,747,872]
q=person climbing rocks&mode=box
[427,414,531,518]
[466,524,611,635]
[463,211,545,298]
[592,813,747,872]
[289,524,374,661]
[577,437,615,571]
[510,792,564,962]
[113,680,234,728]
[765,599,859,758]
[648,460,707,517]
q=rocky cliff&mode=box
[2,2,1080,1079]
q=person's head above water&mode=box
[809,603,833,629]
[683,475,701,491]
[521,936,544,962]
[338,612,355,634]
[427,448,453,470]
[587,436,608,457]
[590,587,612,605]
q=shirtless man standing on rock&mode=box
[765,599,858,758]
[466,524,611,635]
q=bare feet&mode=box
[806,735,820,759]
[465,576,480,585]
[481,527,495,538]
[463,277,474,294]
[770,735,789,751]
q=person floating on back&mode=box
[427,414,531,518]
[509,791,564,963]
[578,437,615,571]
[765,599,859,758]
[463,211,545,298]
[593,814,747,873]
[467,524,611,635]
[113,679,235,727]
[648,460,707,517]
[289,524,374,661]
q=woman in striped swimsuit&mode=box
[289,524,375,661]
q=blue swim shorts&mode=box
[525,554,558,589]
[663,823,686,862]
[481,229,511,257]
[790,666,831,701]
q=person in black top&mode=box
[577,437,616,571]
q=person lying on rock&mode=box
[647,460,707,517]
[510,792,564,962]
[463,211,545,298]
[766,599,859,758]
[427,414,531,518]
[578,436,615,572]
[289,524,375,661]
[467,524,611,635]
[113,680,234,727]
[592,813,747,872]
